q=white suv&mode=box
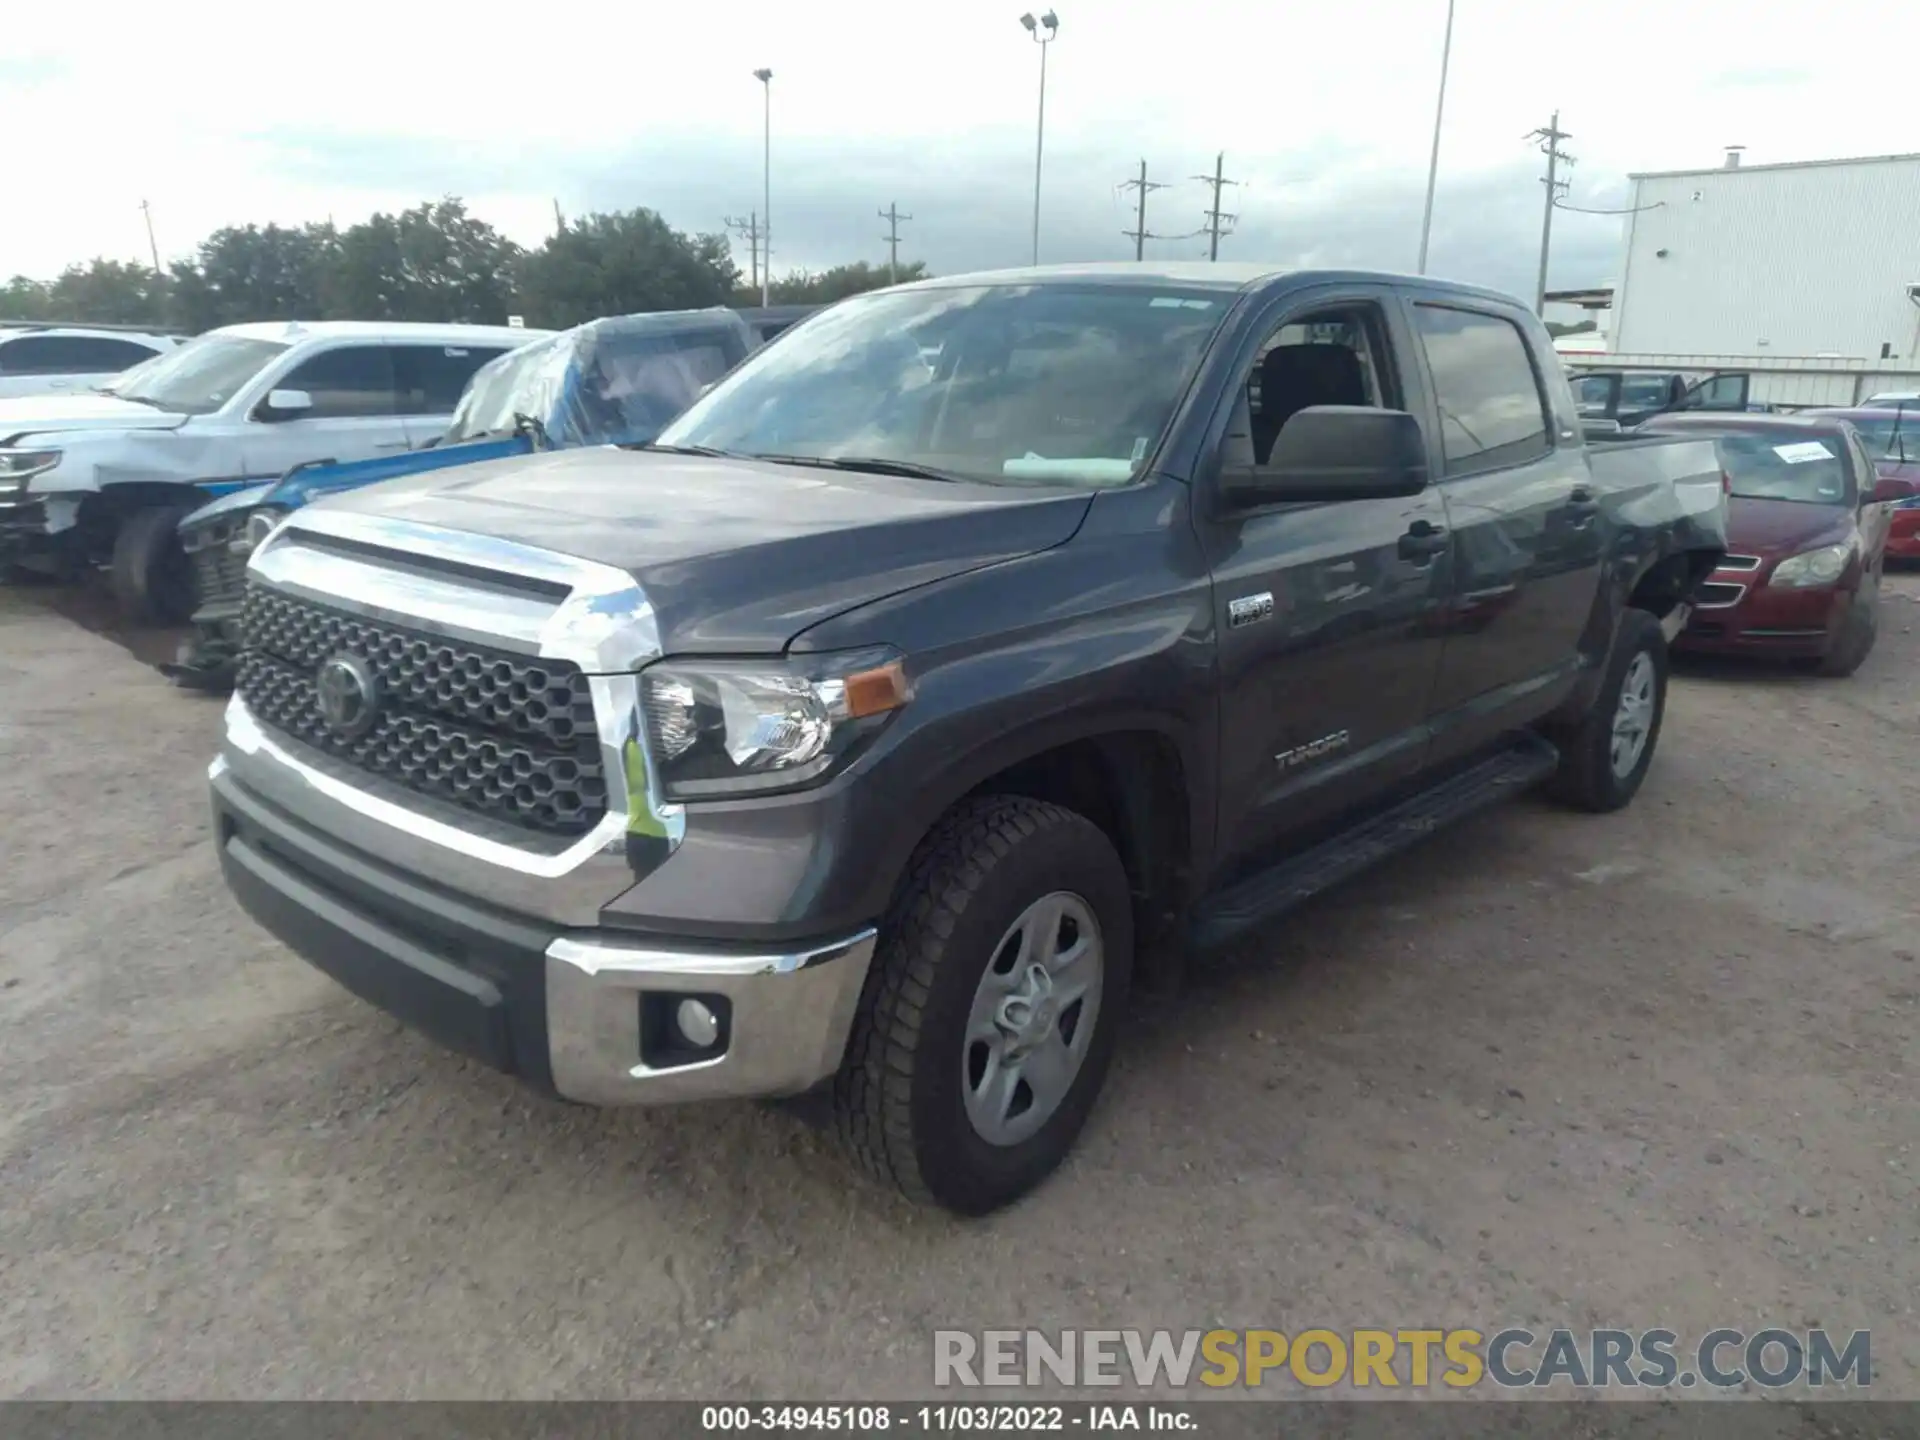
[0,319,549,617]
[0,325,184,400]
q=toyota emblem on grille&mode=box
[316,653,381,740]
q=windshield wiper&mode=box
[747,453,968,484]
[636,442,736,458]
[512,412,552,451]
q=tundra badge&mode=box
[1276,730,1350,770]
[1228,591,1275,628]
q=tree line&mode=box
[0,197,929,333]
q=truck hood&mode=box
[1725,496,1853,557]
[314,447,1095,652]
[0,393,187,442]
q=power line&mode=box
[725,212,762,293]
[1117,160,1173,261]
[1192,152,1239,261]
[879,203,913,283]
[1526,112,1574,314]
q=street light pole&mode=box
[754,68,773,308]
[1019,11,1059,266]
[1416,0,1455,275]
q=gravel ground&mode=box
[0,575,1915,1402]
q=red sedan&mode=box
[1637,413,1918,676]
[1806,407,1920,563]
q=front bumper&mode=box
[211,757,876,1104]
[1675,571,1847,657]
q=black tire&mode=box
[833,795,1133,1215]
[109,504,196,624]
[1817,577,1878,678]
[1545,608,1668,813]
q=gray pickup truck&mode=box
[209,265,1727,1214]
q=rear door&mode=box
[1199,284,1453,867]
[393,342,517,446]
[240,343,411,480]
[1404,297,1606,767]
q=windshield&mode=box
[1831,413,1914,463]
[1715,431,1854,505]
[105,335,290,415]
[1571,374,1614,413]
[1618,374,1675,409]
[658,283,1230,487]
[443,337,564,443]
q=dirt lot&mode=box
[0,575,1915,1403]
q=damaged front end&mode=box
[162,486,282,691]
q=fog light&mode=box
[675,998,720,1048]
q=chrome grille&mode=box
[236,583,606,835]
[189,544,250,607]
[1716,554,1762,572]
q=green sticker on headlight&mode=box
[624,739,668,838]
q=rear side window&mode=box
[279,346,399,418]
[0,334,160,375]
[1412,305,1552,476]
[393,344,513,416]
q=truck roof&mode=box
[890,262,1521,307]
[207,320,552,346]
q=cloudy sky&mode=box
[5,0,1915,303]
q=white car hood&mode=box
[0,393,187,441]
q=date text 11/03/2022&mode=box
[703,1407,1194,1432]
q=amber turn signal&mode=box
[843,660,911,718]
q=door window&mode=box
[1412,305,1551,477]
[0,334,160,375]
[392,344,514,416]
[278,346,400,418]
[1238,306,1390,467]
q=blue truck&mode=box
[165,307,772,688]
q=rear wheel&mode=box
[833,795,1133,1215]
[1546,608,1668,813]
[109,504,196,624]
[1817,575,1878,678]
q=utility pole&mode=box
[878,203,913,283]
[1118,160,1172,261]
[1416,0,1456,273]
[553,198,566,234]
[1528,111,1574,314]
[1192,152,1239,261]
[754,68,773,307]
[725,213,762,293]
[139,199,161,273]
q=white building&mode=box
[1610,150,1920,362]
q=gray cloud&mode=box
[252,126,1627,298]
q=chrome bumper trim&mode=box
[545,929,878,1104]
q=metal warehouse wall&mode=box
[1612,154,1920,360]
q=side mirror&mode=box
[1224,406,1429,508]
[259,388,313,420]
[1870,474,1919,505]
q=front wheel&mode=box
[110,504,196,624]
[1546,608,1668,813]
[1817,575,1878,677]
[833,795,1133,1215]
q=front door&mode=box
[240,344,413,483]
[1402,299,1605,767]
[1198,289,1452,869]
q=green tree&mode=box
[168,222,337,331]
[322,199,522,323]
[740,260,927,307]
[517,209,739,328]
[0,275,54,321]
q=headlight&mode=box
[230,507,289,557]
[0,449,61,482]
[1769,540,1854,588]
[641,649,910,798]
